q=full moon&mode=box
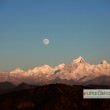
[43,38,50,45]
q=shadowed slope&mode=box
[0,84,110,110]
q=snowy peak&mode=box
[30,64,53,74]
[35,64,53,70]
[10,68,24,73]
[100,60,108,64]
[54,64,65,71]
[72,56,86,64]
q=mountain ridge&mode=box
[0,56,110,85]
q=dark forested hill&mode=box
[0,84,110,110]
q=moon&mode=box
[43,38,50,45]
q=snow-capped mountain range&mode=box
[0,56,110,85]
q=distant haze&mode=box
[0,0,110,70]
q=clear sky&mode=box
[0,0,110,70]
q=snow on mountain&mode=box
[72,56,87,64]
[0,56,110,85]
[28,65,53,75]
[26,65,54,83]
[10,68,28,77]
[10,68,24,74]
[100,60,108,64]
[53,64,65,73]
[57,57,110,81]
[57,57,92,80]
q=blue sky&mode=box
[0,0,110,70]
